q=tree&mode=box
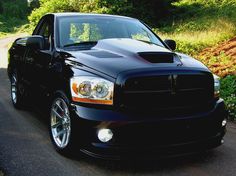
[0,0,3,14]
[1,0,28,18]
[29,0,177,27]
[29,0,40,11]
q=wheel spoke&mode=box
[51,121,61,129]
[61,132,67,147]
[52,108,63,119]
[12,76,16,82]
[55,129,66,138]
[55,101,64,112]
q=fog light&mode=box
[98,129,113,142]
[222,119,227,127]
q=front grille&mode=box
[117,72,214,115]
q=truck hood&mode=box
[63,38,209,78]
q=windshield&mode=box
[57,16,165,48]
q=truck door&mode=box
[24,15,54,100]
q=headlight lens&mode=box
[213,74,220,97]
[70,76,114,105]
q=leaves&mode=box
[221,75,236,120]
[28,0,177,28]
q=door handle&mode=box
[48,62,62,72]
[25,57,34,63]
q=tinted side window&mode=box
[38,20,52,50]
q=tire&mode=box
[10,71,25,109]
[49,91,77,156]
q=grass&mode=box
[157,19,236,55]
[154,0,236,55]
[155,0,236,55]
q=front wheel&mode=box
[49,93,75,155]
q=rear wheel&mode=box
[49,92,76,155]
[10,71,25,109]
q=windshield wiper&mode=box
[63,41,98,48]
[136,39,162,47]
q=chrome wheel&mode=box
[50,98,71,149]
[11,74,17,104]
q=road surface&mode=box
[0,36,236,176]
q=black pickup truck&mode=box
[8,13,227,160]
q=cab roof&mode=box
[49,12,137,20]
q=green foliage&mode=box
[157,26,233,55]
[0,0,29,38]
[28,0,133,27]
[28,0,177,28]
[97,0,132,15]
[0,1,3,14]
[0,0,28,18]
[220,76,236,120]
[172,0,236,21]
[29,0,40,11]
[157,0,236,55]
[0,15,28,38]
[29,0,75,27]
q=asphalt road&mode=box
[0,36,236,176]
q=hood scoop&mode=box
[138,52,178,63]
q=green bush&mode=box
[28,0,138,32]
[0,0,29,38]
[220,75,236,120]
[170,0,236,27]
[0,15,28,38]
[28,0,177,28]
[0,0,28,18]
[29,0,40,11]
[28,0,72,27]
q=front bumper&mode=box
[70,99,227,160]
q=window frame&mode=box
[33,15,54,51]
[55,15,167,49]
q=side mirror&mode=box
[164,39,176,51]
[26,35,44,50]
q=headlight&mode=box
[70,76,114,105]
[213,74,220,98]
